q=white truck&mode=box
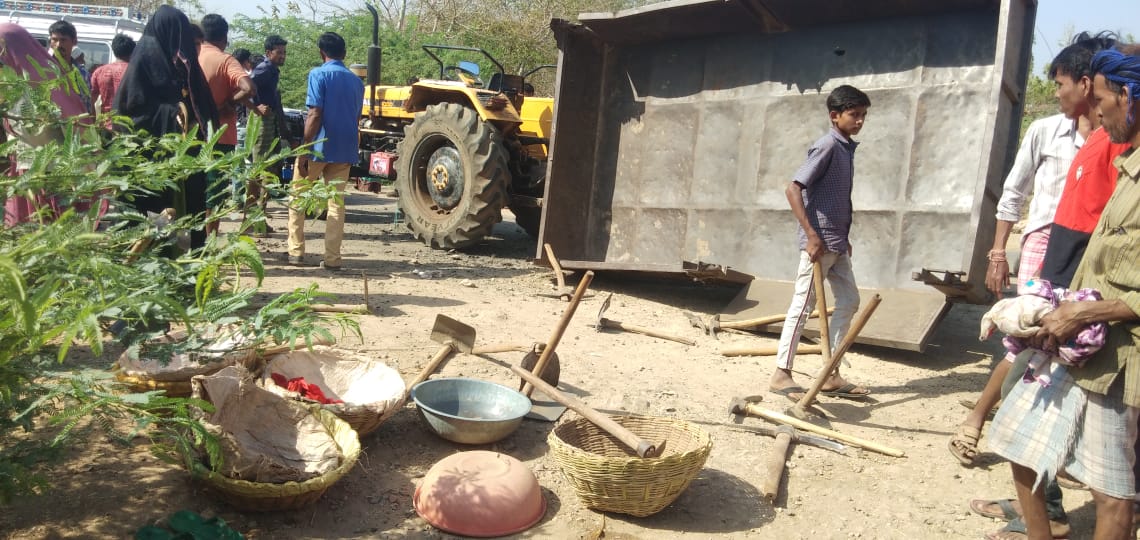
[0,0,144,69]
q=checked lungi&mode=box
[988,355,1139,498]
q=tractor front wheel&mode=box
[395,103,509,249]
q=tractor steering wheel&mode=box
[443,65,483,87]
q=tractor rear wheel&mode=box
[395,103,509,248]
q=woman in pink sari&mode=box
[0,23,93,226]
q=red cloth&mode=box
[270,373,343,404]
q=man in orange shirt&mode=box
[198,14,264,235]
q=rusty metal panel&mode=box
[541,0,1034,350]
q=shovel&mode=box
[405,314,476,400]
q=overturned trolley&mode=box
[538,0,1036,350]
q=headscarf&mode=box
[113,5,217,137]
[0,23,87,119]
[1091,48,1140,125]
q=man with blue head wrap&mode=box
[985,45,1140,540]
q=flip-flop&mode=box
[984,515,1071,540]
[969,498,1019,520]
[769,386,807,402]
[820,383,870,398]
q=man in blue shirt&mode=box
[286,32,364,271]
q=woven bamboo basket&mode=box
[261,346,406,436]
[548,414,712,517]
[191,407,360,512]
[113,328,256,397]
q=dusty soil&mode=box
[0,189,1102,540]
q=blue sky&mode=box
[1032,0,1140,74]
[200,0,1137,76]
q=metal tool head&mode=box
[595,292,613,329]
[430,314,476,353]
[775,424,796,438]
[728,396,749,416]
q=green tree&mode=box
[0,68,357,501]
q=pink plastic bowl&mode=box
[414,451,546,537]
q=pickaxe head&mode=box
[594,292,613,331]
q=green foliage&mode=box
[0,67,360,502]
[1021,74,1057,139]
[227,0,650,107]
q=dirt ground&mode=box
[0,189,1104,540]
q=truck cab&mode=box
[1,1,145,71]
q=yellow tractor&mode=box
[357,30,553,248]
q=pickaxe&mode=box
[593,293,695,346]
[684,308,833,339]
[729,396,904,458]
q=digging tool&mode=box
[729,396,904,457]
[761,425,796,501]
[310,303,370,314]
[685,308,833,339]
[787,294,883,420]
[405,315,476,400]
[126,208,176,264]
[720,344,822,357]
[726,422,846,454]
[523,271,594,397]
[467,342,561,389]
[811,260,832,370]
[513,364,664,458]
[543,243,572,300]
[594,293,696,346]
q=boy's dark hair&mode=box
[251,54,265,66]
[48,20,77,40]
[111,34,135,61]
[318,32,346,59]
[232,48,251,65]
[1049,31,1117,81]
[826,85,870,113]
[189,23,204,42]
[265,34,287,52]
[200,14,228,44]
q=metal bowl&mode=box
[411,378,531,444]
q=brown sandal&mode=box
[949,424,980,466]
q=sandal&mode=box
[983,515,1070,540]
[969,498,1019,520]
[949,424,981,466]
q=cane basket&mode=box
[190,407,360,512]
[113,329,256,397]
[547,414,712,517]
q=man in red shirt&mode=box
[198,13,262,235]
[90,34,134,123]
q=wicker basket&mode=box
[191,407,361,512]
[113,328,256,397]
[261,346,406,436]
[548,414,712,517]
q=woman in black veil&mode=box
[115,5,218,249]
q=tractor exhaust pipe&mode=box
[365,3,382,120]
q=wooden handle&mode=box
[719,308,833,330]
[406,344,456,400]
[512,364,660,458]
[720,344,821,357]
[811,261,832,364]
[601,319,695,346]
[543,243,566,289]
[796,294,882,410]
[471,343,531,354]
[259,335,334,356]
[760,431,794,500]
[310,303,370,314]
[743,402,904,457]
[523,270,594,396]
